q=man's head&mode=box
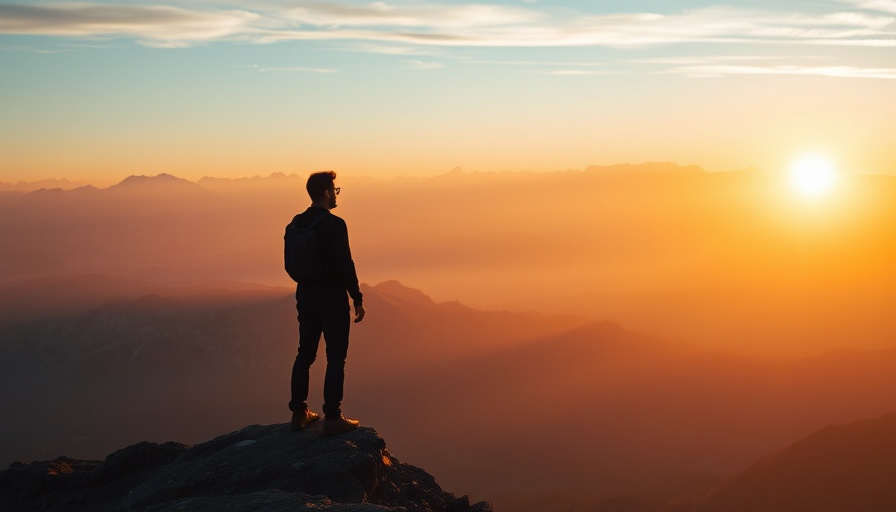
[306,171,338,209]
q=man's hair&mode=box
[306,171,336,201]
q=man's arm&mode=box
[333,218,364,312]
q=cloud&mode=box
[674,64,896,79]
[545,70,600,76]
[0,4,258,45]
[249,64,336,73]
[825,10,894,27]
[807,37,896,46]
[347,42,445,56]
[284,2,540,28]
[654,53,896,80]
[0,2,893,51]
[843,0,896,15]
[403,59,445,70]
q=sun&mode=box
[788,155,837,198]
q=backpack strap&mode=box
[306,211,327,230]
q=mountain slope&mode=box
[667,412,896,512]
[366,320,896,500]
[0,280,584,469]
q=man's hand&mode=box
[353,304,366,323]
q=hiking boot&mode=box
[290,409,320,430]
[322,414,360,436]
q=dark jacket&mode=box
[288,206,363,306]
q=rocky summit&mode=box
[0,422,493,512]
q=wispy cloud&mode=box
[249,64,336,73]
[674,64,896,79]
[282,3,540,29]
[545,69,602,76]
[1,2,893,51]
[806,37,896,46]
[843,0,896,15]
[638,55,798,65]
[403,59,445,70]
[0,4,258,45]
[347,42,445,56]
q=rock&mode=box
[0,423,492,512]
[140,490,397,511]
[0,442,187,512]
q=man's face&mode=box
[328,184,339,209]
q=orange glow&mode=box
[2,165,896,512]
[2,165,894,357]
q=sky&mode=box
[1,0,895,185]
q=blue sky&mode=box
[1,1,894,183]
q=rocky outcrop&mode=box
[0,423,492,512]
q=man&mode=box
[286,171,365,435]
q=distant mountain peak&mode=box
[108,173,208,195]
[584,162,707,175]
[114,173,193,187]
[370,280,436,306]
[0,178,90,193]
[431,167,469,181]
[196,172,304,193]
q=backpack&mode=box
[284,213,326,283]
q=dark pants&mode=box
[289,285,351,418]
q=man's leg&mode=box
[289,304,322,413]
[319,293,359,435]
[321,302,351,417]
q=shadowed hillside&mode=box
[666,412,896,512]
[2,280,894,510]
[0,280,584,469]
[369,319,896,502]
[0,274,279,326]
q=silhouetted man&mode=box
[287,171,365,435]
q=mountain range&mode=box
[2,166,894,356]
[2,278,894,510]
